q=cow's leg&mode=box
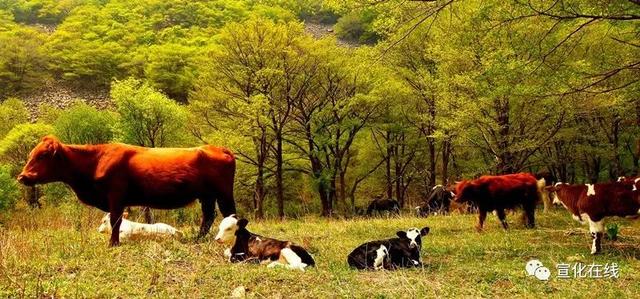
[476,210,487,232]
[216,188,237,217]
[496,209,508,230]
[198,197,215,239]
[588,217,605,254]
[109,205,125,247]
[524,203,536,229]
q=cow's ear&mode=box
[420,227,430,236]
[237,218,249,228]
[43,135,61,156]
[396,231,407,239]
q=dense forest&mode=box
[0,0,638,218]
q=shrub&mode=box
[334,10,380,44]
[53,101,116,144]
[0,164,19,212]
[112,78,191,147]
[0,123,54,171]
[0,98,29,139]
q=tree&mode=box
[0,17,48,97]
[192,18,318,219]
[112,78,190,148]
[0,97,29,138]
[288,44,383,216]
[53,101,117,144]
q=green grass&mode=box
[1,205,639,298]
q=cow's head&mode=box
[97,212,129,233]
[453,180,472,203]
[97,213,111,233]
[17,135,65,186]
[397,226,430,249]
[545,182,565,205]
[215,214,248,244]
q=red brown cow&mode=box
[549,182,640,254]
[17,136,237,246]
[454,173,539,231]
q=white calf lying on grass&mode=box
[98,213,181,239]
[214,215,315,271]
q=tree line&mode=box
[0,0,638,218]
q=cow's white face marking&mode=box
[586,184,596,196]
[406,228,421,249]
[534,266,551,281]
[215,215,238,243]
[97,213,111,233]
[617,176,626,182]
[374,245,388,270]
[525,259,543,276]
[633,178,640,191]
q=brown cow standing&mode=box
[454,173,539,231]
[550,181,640,254]
[17,136,237,246]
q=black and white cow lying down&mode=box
[214,215,315,271]
[347,227,430,270]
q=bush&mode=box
[0,98,29,138]
[0,164,19,212]
[112,78,191,147]
[53,101,116,144]
[334,10,380,44]
[0,123,54,171]
[0,25,48,97]
[39,182,72,207]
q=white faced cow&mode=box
[214,215,315,271]
[347,226,430,270]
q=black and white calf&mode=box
[347,227,430,270]
[214,215,315,271]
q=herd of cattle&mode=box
[14,136,640,271]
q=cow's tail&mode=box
[289,245,315,267]
[535,177,551,211]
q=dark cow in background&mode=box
[348,227,430,270]
[214,215,315,271]
[549,181,640,254]
[455,173,539,231]
[416,185,454,217]
[366,196,400,216]
[17,136,237,246]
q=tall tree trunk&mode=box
[255,164,266,219]
[441,137,451,185]
[495,98,512,174]
[636,99,640,175]
[275,130,285,220]
[610,117,622,179]
[385,131,393,198]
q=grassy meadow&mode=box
[0,204,639,298]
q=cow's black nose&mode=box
[17,174,34,186]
